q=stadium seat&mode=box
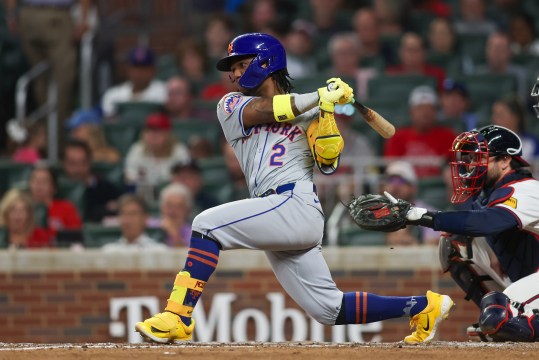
[361,97,410,129]
[360,56,385,72]
[57,178,86,218]
[197,156,229,202]
[92,162,125,189]
[156,54,179,81]
[194,99,218,112]
[338,226,386,246]
[83,225,122,248]
[116,101,165,125]
[417,177,450,210]
[457,74,516,109]
[103,122,141,156]
[0,228,7,248]
[368,75,437,101]
[0,161,33,196]
[172,121,221,149]
[456,33,487,65]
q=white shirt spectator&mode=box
[101,80,167,117]
[125,142,190,187]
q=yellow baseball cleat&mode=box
[403,290,455,344]
[135,311,195,343]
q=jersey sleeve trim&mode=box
[238,97,255,137]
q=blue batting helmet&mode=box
[216,33,287,89]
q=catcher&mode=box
[349,124,539,342]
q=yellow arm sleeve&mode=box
[273,94,295,122]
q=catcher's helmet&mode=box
[449,125,529,203]
[216,33,286,89]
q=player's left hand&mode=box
[346,193,410,232]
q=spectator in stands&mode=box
[439,79,478,131]
[218,142,249,202]
[165,76,214,122]
[66,109,121,163]
[6,0,89,138]
[427,18,457,57]
[150,183,193,247]
[491,95,539,166]
[102,194,166,251]
[125,112,190,192]
[475,31,528,100]
[283,20,317,79]
[176,38,211,94]
[509,13,539,57]
[204,14,235,65]
[308,0,350,64]
[28,165,82,234]
[384,85,456,178]
[188,137,214,161]
[0,189,53,249]
[453,0,497,35]
[382,161,440,246]
[334,107,375,159]
[372,0,408,36]
[11,122,46,165]
[386,32,446,91]
[327,33,377,102]
[62,139,121,223]
[101,46,167,118]
[170,161,219,217]
[352,7,395,67]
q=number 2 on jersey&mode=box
[270,144,286,166]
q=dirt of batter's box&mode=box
[0,342,538,360]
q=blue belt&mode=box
[258,183,317,197]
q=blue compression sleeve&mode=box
[433,207,519,236]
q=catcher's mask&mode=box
[449,130,489,203]
[449,125,529,203]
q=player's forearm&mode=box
[432,207,519,236]
[242,92,318,127]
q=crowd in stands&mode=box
[2,0,539,249]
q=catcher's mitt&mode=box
[347,194,411,232]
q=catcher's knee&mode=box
[479,291,535,342]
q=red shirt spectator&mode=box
[386,32,446,91]
[28,166,82,236]
[384,85,456,178]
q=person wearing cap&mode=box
[382,160,440,246]
[384,85,456,178]
[283,20,317,79]
[124,112,190,198]
[439,79,478,132]
[101,46,167,118]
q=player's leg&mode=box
[478,290,539,342]
[136,182,321,342]
[135,232,220,343]
[265,246,454,343]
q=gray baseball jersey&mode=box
[190,92,343,325]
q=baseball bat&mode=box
[351,100,395,139]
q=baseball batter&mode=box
[135,33,454,344]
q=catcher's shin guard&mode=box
[479,291,536,342]
[438,235,492,307]
[307,112,344,175]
